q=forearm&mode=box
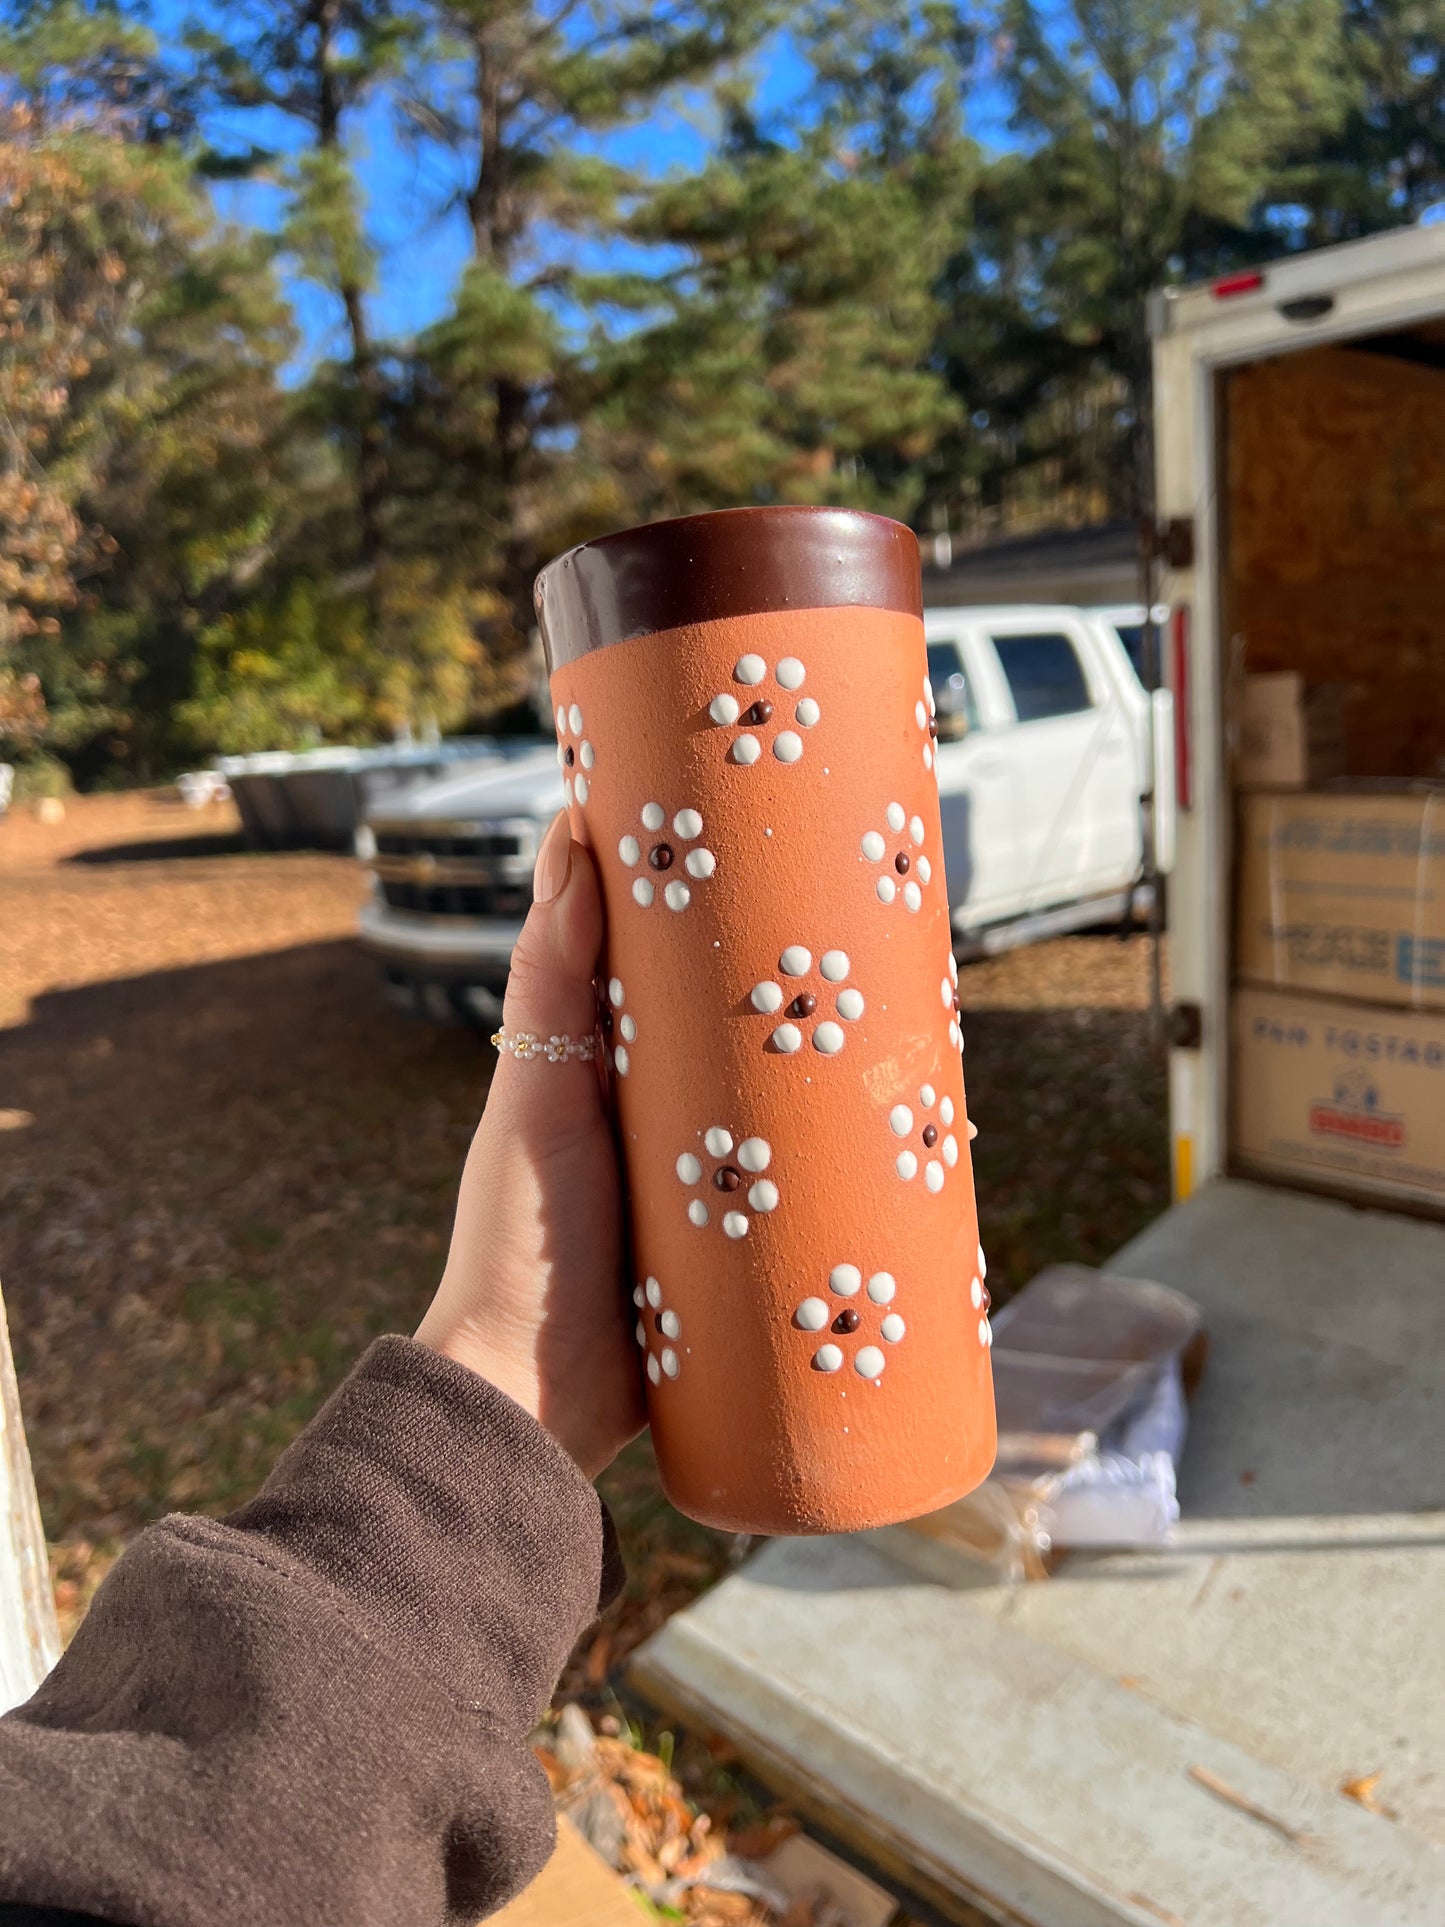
[0,1337,621,1927]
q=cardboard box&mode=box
[1236,790,1445,1009]
[1234,672,1348,789]
[1232,987,1445,1209]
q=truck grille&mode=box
[375,830,521,859]
[366,816,535,922]
[380,880,530,918]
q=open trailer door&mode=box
[1,1281,60,1714]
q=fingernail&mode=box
[533,810,573,904]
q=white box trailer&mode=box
[632,227,1445,1925]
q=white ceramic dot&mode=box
[968,1120,979,1140]
[619,1014,637,1042]
[685,847,716,878]
[855,1347,885,1380]
[751,981,784,1014]
[774,731,803,763]
[970,1277,983,1310]
[866,1272,896,1304]
[687,1200,709,1227]
[674,808,702,839]
[647,1353,661,1384]
[735,653,767,685]
[940,1095,955,1124]
[580,741,595,769]
[796,1297,829,1331]
[568,704,584,734]
[903,880,922,912]
[812,1021,845,1054]
[949,1019,961,1050]
[664,880,690,911]
[632,878,654,907]
[772,1023,803,1053]
[660,1309,680,1340]
[924,1160,944,1192]
[917,855,932,884]
[676,1154,702,1184]
[814,1344,843,1373]
[635,1321,645,1346]
[940,977,953,1008]
[776,657,805,689]
[909,815,925,844]
[861,831,885,861]
[705,1127,734,1157]
[732,734,761,765]
[819,950,849,982]
[573,773,589,805]
[737,1137,771,1172]
[978,1318,991,1348]
[836,988,864,1020]
[978,1243,987,1279]
[563,778,573,806]
[710,693,740,725]
[609,977,625,1006]
[614,1045,629,1076]
[889,1105,913,1136]
[779,945,811,976]
[881,1314,905,1343]
[942,1134,958,1167]
[633,1284,645,1307]
[924,676,935,714]
[641,802,664,831]
[915,699,927,729]
[830,1265,862,1297]
[795,698,820,727]
[556,744,567,768]
[748,1179,778,1212]
[555,705,567,734]
[619,835,641,866]
[896,1151,918,1180]
[723,1211,748,1239]
[646,1277,662,1307]
[886,802,906,832]
[877,876,897,904]
[661,1348,679,1378]
[920,1084,936,1108]
[924,742,934,770]
[949,953,959,984]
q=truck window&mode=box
[1113,623,1146,681]
[926,641,980,737]
[992,631,1093,722]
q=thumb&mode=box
[494,810,605,1098]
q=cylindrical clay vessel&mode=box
[536,507,996,1534]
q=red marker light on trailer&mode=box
[1171,604,1192,811]
[1211,270,1265,299]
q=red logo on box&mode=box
[1309,1069,1404,1149]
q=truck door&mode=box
[926,635,1022,928]
[981,616,1140,909]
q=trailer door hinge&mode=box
[1167,1002,1203,1050]
[1144,516,1195,570]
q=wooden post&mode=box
[0,1280,60,1713]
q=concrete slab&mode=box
[633,1181,1445,1924]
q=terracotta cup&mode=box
[535,506,996,1533]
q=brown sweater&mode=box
[0,1337,623,1927]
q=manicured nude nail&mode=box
[533,810,572,903]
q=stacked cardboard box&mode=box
[1233,783,1445,1210]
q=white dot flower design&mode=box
[708,654,818,766]
[889,1083,961,1193]
[861,802,932,911]
[604,975,637,1076]
[915,675,938,774]
[676,1129,777,1237]
[794,1265,905,1381]
[940,949,962,1053]
[619,803,715,911]
[554,701,596,806]
[633,1276,682,1383]
[750,946,864,1055]
[971,1244,993,1348]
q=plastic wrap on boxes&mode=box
[910,1265,1205,1580]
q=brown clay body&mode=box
[537,509,996,1534]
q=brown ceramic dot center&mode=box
[649,842,674,870]
[894,852,911,874]
[714,1164,741,1192]
[742,699,773,726]
[922,1123,938,1147]
[979,1284,992,1313]
[832,1308,861,1334]
[564,744,575,766]
[789,992,817,1018]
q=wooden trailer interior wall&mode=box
[1221,339,1445,778]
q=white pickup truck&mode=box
[358,603,1170,1021]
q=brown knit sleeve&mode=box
[0,1337,624,1927]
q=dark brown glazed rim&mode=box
[534,505,922,669]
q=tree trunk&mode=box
[0,1281,61,1714]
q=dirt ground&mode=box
[0,790,1170,1659]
